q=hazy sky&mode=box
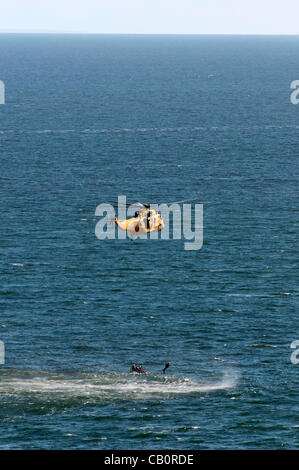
[1,0,299,34]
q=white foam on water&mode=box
[0,370,238,400]
[1,124,299,136]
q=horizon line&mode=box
[0,31,298,36]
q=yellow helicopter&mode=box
[113,197,199,238]
[115,203,164,237]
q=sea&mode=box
[0,34,298,450]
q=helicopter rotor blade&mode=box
[110,201,147,209]
[109,196,200,209]
[168,196,201,204]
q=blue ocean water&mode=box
[0,34,298,449]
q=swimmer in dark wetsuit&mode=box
[163,362,171,374]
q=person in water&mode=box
[130,364,147,374]
[130,363,170,374]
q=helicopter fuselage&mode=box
[115,208,164,236]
